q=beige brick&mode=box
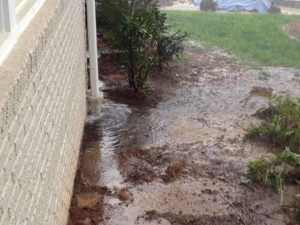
[0,209,10,225]
[0,0,87,224]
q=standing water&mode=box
[68,46,300,225]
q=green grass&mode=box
[165,11,300,68]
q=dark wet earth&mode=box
[68,45,300,225]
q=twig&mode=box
[220,195,247,225]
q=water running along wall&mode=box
[0,0,87,224]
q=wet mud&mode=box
[68,43,300,225]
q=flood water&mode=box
[68,47,300,225]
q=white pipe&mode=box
[0,1,4,32]
[2,0,16,32]
[87,0,99,98]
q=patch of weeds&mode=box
[246,124,263,138]
[277,147,300,167]
[247,96,300,219]
[248,148,300,205]
[248,157,285,200]
[246,96,300,151]
[248,159,272,184]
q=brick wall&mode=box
[0,0,87,224]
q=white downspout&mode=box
[87,0,102,116]
[2,0,16,32]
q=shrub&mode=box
[96,0,187,91]
[157,31,186,69]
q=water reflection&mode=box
[98,101,131,188]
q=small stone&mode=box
[107,197,122,206]
[202,189,213,195]
[83,218,92,225]
[240,176,251,185]
[77,193,100,208]
[118,190,133,201]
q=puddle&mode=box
[68,47,300,225]
[98,102,131,188]
[106,179,234,225]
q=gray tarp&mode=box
[194,0,271,13]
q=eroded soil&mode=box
[68,42,300,225]
[284,21,300,40]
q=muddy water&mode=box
[68,47,300,225]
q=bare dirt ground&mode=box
[159,0,198,10]
[280,6,300,15]
[284,21,300,40]
[68,38,300,225]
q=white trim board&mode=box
[0,0,46,65]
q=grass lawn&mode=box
[165,11,300,68]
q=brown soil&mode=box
[158,0,193,7]
[118,146,189,184]
[68,125,108,225]
[284,21,300,40]
[68,39,300,225]
[142,210,244,225]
